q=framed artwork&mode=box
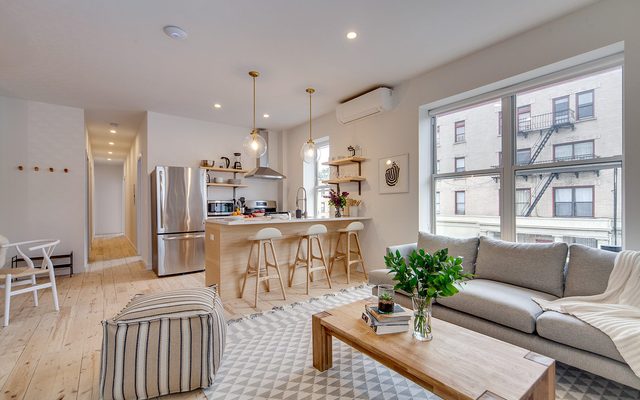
[379,153,408,194]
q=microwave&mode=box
[208,200,235,216]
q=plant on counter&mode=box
[325,189,349,217]
[384,248,473,341]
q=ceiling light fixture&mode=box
[263,113,270,118]
[213,103,222,109]
[108,151,113,155]
[242,71,267,158]
[107,158,112,161]
[109,129,117,133]
[163,25,188,40]
[346,31,357,40]
[300,88,319,164]
[108,142,115,146]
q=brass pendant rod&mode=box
[306,88,315,143]
[249,71,260,134]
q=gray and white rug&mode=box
[204,286,640,399]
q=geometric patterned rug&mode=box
[204,286,640,400]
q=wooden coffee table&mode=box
[312,300,555,400]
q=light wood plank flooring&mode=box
[0,235,366,400]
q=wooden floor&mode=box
[0,235,366,400]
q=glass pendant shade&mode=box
[301,139,319,164]
[243,131,267,158]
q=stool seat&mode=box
[300,224,327,236]
[337,221,364,233]
[248,227,282,241]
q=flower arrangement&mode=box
[325,189,349,217]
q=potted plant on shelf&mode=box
[325,189,349,217]
[384,248,472,341]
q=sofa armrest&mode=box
[386,243,418,263]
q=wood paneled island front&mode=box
[205,217,370,299]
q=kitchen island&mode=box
[205,216,370,299]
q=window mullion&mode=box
[501,96,516,241]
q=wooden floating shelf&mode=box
[201,167,249,173]
[323,156,367,166]
[207,183,248,188]
[322,176,366,184]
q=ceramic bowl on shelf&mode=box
[214,177,225,183]
[227,178,241,185]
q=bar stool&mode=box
[329,221,368,284]
[289,224,332,295]
[241,227,287,308]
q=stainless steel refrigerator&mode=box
[151,166,206,276]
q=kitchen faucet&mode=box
[295,187,307,218]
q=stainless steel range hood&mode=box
[245,130,286,180]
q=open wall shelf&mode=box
[201,167,249,173]
[322,156,367,166]
[207,183,248,188]
[323,156,367,195]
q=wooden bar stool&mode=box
[240,227,287,308]
[289,224,332,295]
[329,221,368,284]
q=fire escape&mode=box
[520,110,575,217]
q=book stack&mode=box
[361,303,412,335]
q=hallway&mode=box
[0,236,365,400]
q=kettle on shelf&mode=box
[220,157,230,168]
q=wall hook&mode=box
[64,168,69,173]
[18,165,24,171]
[49,167,54,172]
[34,166,40,172]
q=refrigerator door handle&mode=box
[158,169,165,230]
[162,234,205,241]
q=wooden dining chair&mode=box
[0,237,61,327]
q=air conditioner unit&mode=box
[336,87,393,124]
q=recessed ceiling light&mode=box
[109,129,117,134]
[213,103,222,109]
[163,25,188,40]
[346,31,357,40]
[263,114,270,118]
[108,151,113,155]
[108,142,115,146]
[107,158,112,161]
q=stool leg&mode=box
[241,242,254,298]
[269,239,287,301]
[290,236,303,287]
[345,233,352,284]
[31,274,38,307]
[254,241,263,308]
[354,232,368,280]
[263,241,271,293]
[4,275,11,327]
[306,237,311,295]
[329,232,342,275]
[316,236,332,289]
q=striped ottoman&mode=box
[99,287,226,400]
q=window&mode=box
[454,157,465,172]
[554,187,594,217]
[553,96,570,125]
[516,148,531,165]
[553,140,594,161]
[517,105,531,132]
[304,138,330,217]
[436,160,441,174]
[515,189,531,216]
[436,125,441,146]
[498,111,502,136]
[576,90,594,120]
[431,64,622,247]
[455,191,465,215]
[455,121,465,143]
[435,192,441,214]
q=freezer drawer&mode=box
[153,232,205,276]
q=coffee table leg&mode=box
[312,312,332,371]
[525,352,555,400]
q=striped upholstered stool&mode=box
[99,287,226,400]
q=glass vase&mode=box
[411,296,433,341]
[335,207,342,218]
[376,285,395,313]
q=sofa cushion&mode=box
[474,236,567,297]
[436,279,557,333]
[564,244,616,297]
[417,232,479,274]
[537,311,624,363]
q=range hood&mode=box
[245,130,286,180]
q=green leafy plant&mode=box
[383,248,473,299]
[378,292,393,302]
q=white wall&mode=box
[94,162,124,235]
[283,0,640,264]
[0,96,87,270]
[124,113,147,260]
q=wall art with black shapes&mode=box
[379,153,408,194]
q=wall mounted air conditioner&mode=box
[336,87,393,124]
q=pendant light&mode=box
[300,88,320,163]
[242,71,267,158]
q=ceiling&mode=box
[0,0,596,161]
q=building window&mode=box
[435,192,441,215]
[517,105,531,132]
[554,187,594,217]
[553,96,570,125]
[436,160,440,174]
[455,157,465,172]
[553,140,594,161]
[497,151,503,167]
[498,111,502,136]
[576,90,595,120]
[454,121,465,143]
[455,191,465,215]
[305,138,330,218]
[516,148,531,165]
[516,189,531,216]
[436,125,441,146]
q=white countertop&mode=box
[206,216,371,226]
